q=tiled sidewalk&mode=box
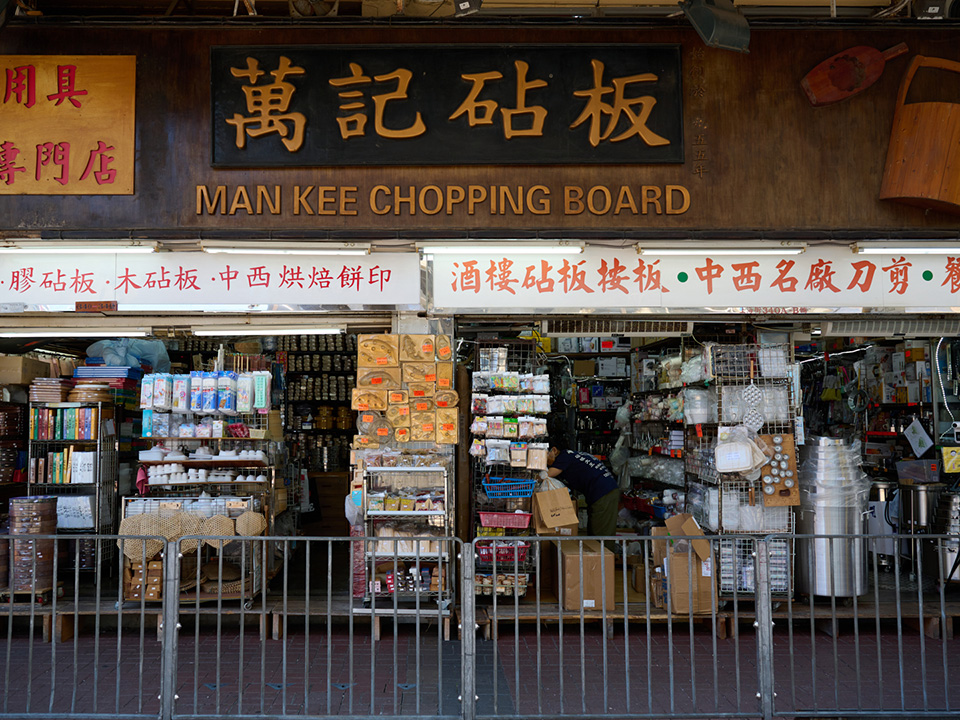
[4,614,959,719]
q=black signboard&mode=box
[211,45,683,167]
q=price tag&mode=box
[362,414,374,423]
[438,379,451,388]
[376,428,389,437]
[413,389,425,397]
[389,392,404,402]
[398,406,409,416]
[696,423,703,438]
[372,377,383,385]
[358,403,369,411]
[441,423,455,431]
[416,402,429,411]
[423,424,435,432]
[425,373,437,381]
[422,342,434,354]
[376,357,388,365]
[437,400,449,407]
[601,340,614,350]
[438,347,452,359]
[397,428,409,439]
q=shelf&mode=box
[633,418,684,425]
[545,352,631,358]
[365,466,446,473]
[138,459,269,469]
[142,436,276,442]
[577,408,620,413]
[367,510,446,517]
[366,552,449,561]
[30,482,99,488]
[576,430,618,435]
[29,438,102,444]
[573,376,631,381]
[286,370,355,376]
[285,427,353,434]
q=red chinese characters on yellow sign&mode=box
[0,55,135,195]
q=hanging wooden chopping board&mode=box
[801,43,909,106]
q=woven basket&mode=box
[236,511,267,537]
[117,516,164,562]
[201,515,235,550]
[178,513,204,554]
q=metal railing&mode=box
[3,531,960,719]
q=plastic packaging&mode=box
[172,375,190,413]
[683,387,717,425]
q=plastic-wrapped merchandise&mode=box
[683,387,717,425]
[153,374,173,411]
[201,372,217,413]
[680,353,705,384]
[190,371,203,412]
[218,371,238,415]
[236,373,254,413]
[140,374,155,409]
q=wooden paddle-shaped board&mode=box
[801,43,909,106]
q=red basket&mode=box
[476,542,530,564]
[478,511,532,529]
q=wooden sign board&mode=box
[0,55,135,195]
[760,433,799,507]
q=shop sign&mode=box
[0,55,135,195]
[431,246,960,312]
[211,45,683,167]
[0,252,419,309]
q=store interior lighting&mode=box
[0,240,158,254]
[635,241,807,256]
[0,328,150,338]
[418,242,584,255]
[201,241,371,256]
[852,242,960,255]
[191,326,345,336]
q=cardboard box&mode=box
[533,488,579,536]
[649,568,667,608]
[597,358,619,377]
[555,539,615,611]
[652,514,716,615]
[573,359,596,378]
[0,355,49,385]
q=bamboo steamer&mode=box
[880,55,960,216]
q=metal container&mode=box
[925,490,960,584]
[796,437,869,597]
[866,480,898,569]
[899,482,944,530]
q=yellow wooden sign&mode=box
[0,55,135,195]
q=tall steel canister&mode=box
[796,437,871,597]
[927,490,960,585]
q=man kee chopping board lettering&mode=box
[801,42,909,106]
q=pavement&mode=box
[3,612,959,719]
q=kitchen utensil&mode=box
[801,42,908,106]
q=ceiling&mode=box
[3,0,940,25]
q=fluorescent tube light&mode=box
[419,242,584,255]
[852,242,960,255]
[202,241,370,256]
[635,241,806,256]
[192,326,344,337]
[0,329,150,338]
[0,240,157,254]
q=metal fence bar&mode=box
[936,537,950,713]
[755,538,774,720]
[160,539,181,720]
[461,543,476,720]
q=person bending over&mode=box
[543,443,620,537]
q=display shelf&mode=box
[138,459,268,469]
[367,510,446,517]
[365,552,449,561]
[577,408,619,413]
[544,352,631,358]
[573,375,631,381]
[142,436,276,442]
[284,427,353,433]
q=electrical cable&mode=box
[935,337,956,423]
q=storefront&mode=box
[2,24,960,612]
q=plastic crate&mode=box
[478,511,532,529]
[482,478,536,499]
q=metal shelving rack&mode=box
[27,401,119,567]
[709,343,798,600]
[361,465,454,604]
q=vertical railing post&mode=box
[755,538,775,720]
[159,539,181,720]
[461,542,477,720]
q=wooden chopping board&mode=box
[801,43,909,106]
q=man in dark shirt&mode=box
[544,445,620,537]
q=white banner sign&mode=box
[432,246,960,313]
[0,252,420,309]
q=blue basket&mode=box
[482,477,536,499]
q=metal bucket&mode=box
[796,502,868,597]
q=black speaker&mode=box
[913,0,957,18]
[679,0,750,54]
[454,0,482,16]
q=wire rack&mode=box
[475,339,539,374]
[711,344,793,380]
[718,481,794,533]
[718,536,793,597]
[684,431,719,484]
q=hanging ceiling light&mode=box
[200,241,371,256]
[679,0,750,53]
[635,241,806,256]
[418,241,584,255]
[852,241,960,255]
[0,240,157,254]
[191,325,345,336]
